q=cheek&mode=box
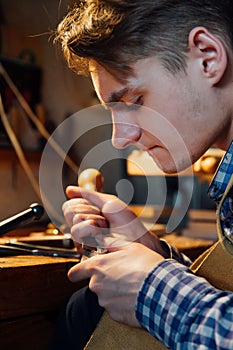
[142,81,212,166]
[156,86,201,142]
[174,94,211,153]
[145,113,200,172]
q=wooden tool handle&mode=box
[78,168,106,258]
[78,168,104,192]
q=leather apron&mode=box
[84,175,233,350]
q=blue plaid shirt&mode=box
[136,142,233,349]
[208,142,233,244]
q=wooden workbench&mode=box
[0,228,214,350]
[0,254,85,350]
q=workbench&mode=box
[0,227,214,350]
[0,254,85,350]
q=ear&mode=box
[188,27,228,85]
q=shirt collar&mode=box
[208,141,233,203]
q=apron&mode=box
[84,175,233,350]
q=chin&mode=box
[158,163,179,175]
[152,153,191,174]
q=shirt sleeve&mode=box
[136,260,233,349]
[160,239,192,266]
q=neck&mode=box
[214,116,233,150]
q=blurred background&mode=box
[0,0,220,239]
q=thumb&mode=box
[66,185,113,208]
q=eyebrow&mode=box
[106,87,129,105]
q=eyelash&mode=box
[124,96,143,110]
[135,96,143,105]
[107,96,144,113]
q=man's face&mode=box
[90,56,227,173]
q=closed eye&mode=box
[104,95,143,112]
[124,96,143,110]
[135,96,143,106]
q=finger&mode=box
[62,199,100,216]
[62,198,90,226]
[66,187,136,223]
[65,198,90,205]
[62,198,101,227]
[63,209,75,228]
[66,186,115,209]
[73,214,108,228]
[71,219,108,244]
[62,198,90,212]
[69,204,101,215]
[68,259,94,282]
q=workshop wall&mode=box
[0,0,122,222]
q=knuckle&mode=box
[87,218,99,227]
[89,279,98,293]
[70,198,89,205]
[73,213,84,224]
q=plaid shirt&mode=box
[136,142,233,349]
[208,142,233,244]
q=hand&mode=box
[68,241,164,327]
[62,185,164,253]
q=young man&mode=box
[52,1,233,349]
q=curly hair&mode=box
[56,0,233,77]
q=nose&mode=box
[112,120,141,149]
